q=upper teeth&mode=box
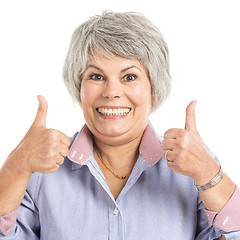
[97,108,131,116]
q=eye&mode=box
[123,74,137,82]
[89,74,104,81]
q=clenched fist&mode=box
[14,95,70,175]
[161,101,220,185]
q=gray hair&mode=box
[63,10,171,111]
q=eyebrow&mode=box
[85,64,141,73]
[86,64,103,72]
[120,65,141,73]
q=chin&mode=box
[96,123,129,137]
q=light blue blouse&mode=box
[0,123,240,239]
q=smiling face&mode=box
[80,53,153,146]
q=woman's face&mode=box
[80,53,153,145]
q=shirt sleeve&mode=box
[0,173,41,239]
[205,186,240,232]
[0,209,18,236]
[204,147,240,232]
[195,191,240,239]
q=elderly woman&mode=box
[0,11,239,240]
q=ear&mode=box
[79,94,83,108]
[151,95,155,108]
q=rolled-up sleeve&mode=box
[0,209,18,236]
[205,187,240,232]
[0,173,41,239]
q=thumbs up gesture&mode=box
[14,95,70,175]
[161,101,220,185]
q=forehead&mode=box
[85,52,148,74]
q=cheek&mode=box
[80,83,97,107]
[128,84,152,107]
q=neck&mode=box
[93,132,143,171]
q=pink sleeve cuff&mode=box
[0,209,18,236]
[205,186,240,232]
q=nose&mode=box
[102,79,123,99]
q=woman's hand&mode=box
[0,96,71,215]
[9,95,70,176]
[161,101,220,185]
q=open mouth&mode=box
[96,107,131,116]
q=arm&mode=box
[197,170,235,213]
[0,172,42,238]
[161,101,239,235]
[0,96,70,235]
[0,149,32,217]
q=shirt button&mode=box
[113,207,119,216]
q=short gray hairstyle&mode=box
[63,10,171,111]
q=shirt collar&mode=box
[67,122,163,170]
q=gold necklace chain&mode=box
[94,146,136,180]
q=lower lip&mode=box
[96,110,130,119]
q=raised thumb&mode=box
[185,100,197,132]
[32,95,48,128]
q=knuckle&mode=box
[47,128,58,139]
[179,140,187,150]
[164,129,173,138]
[58,154,64,162]
[46,149,56,158]
[65,149,69,156]
[65,137,71,146]
[178,133,188,148]
[47,128,54,135]
[60,146,69,157]
[59,158,65,165]
[50,141,59,150]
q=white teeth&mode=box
[97,108,131,116]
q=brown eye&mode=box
[123,74,137,82]
[90,74,104,81]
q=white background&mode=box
[0,0,239,185]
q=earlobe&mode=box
[151,96,155,108]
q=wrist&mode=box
[4,148,33,179]
[194,166,224,192]
[193,157,220,186]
